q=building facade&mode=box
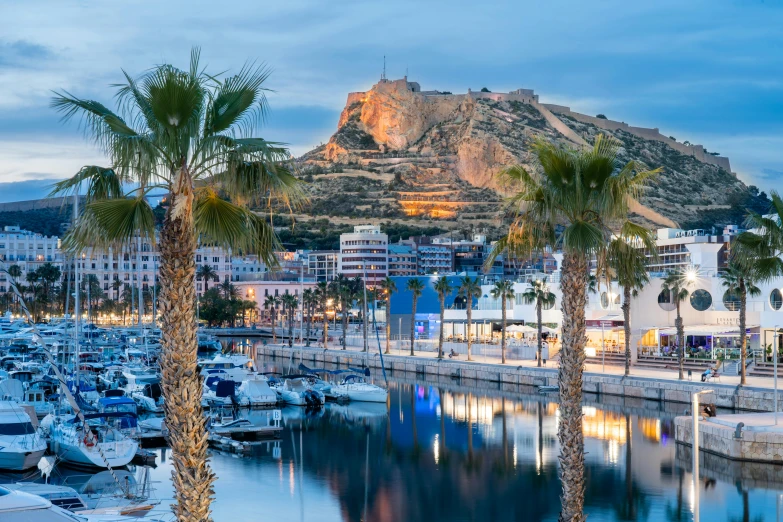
[339,225,388,287]
[387,244,417,276]
[307,250,339,282]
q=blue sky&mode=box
[0,0,781,202]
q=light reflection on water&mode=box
[6,339,783,521]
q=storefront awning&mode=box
[657,324,760,336]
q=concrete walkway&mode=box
[259,339,783,393]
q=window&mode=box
[690,289,712,311]
[772,289,783,311]
[723,291,741,311]
[657,289,675,312]
[0,422,35,435]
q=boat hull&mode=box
[344,390,388,403]
[0,448,45,470]
[51,439,138,468]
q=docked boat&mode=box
[0,402,47,471]
[42,412,139,468]
[199,354,256,382]
[331,375,388,403]
[275,377,325,407]
[237,376,278,407]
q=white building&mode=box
[0,226,63,291]
[231,255,268,282]
[339,225,388,287]
[307,250,339,282]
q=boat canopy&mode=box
[68,411,137,423]
[98,396,136,408]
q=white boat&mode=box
[237,377,278,407]
[331,375,388,403]
[276,378,325,407]
[120,368,163,413]
[0,402,47,470]
[199,354,256,382]
[41,413,139,469]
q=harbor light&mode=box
[686,268,697,282]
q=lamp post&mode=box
[692,389,714,522]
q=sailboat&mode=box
[41,412,139,468]
[0,401,47,470]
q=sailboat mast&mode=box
[73,192,80,389]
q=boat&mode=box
[275,377,325,407]
[237,376,278,407]
[96,396,138,433]
[42,412,139,469]
[331,375,388,403]
[199,354,256,382]
[0,402,47,471]
[537,385,559,393]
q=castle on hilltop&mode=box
[349,77,732,173]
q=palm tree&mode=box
[333,274,357,350]
[491,280,516,364]
[433,276,452,359]
[719,257,761,385]
[406,278,424,356]
[197,264,217,292]
[606,228,657,376]
[315,281,331,349]
[49,50,303,522]
[302,288,316,347]
[491,135,658,522]
[522,279,556,367]
[458,276,481,361]
[7,265,21,315]
[380,277,397,355]
[264,295,279,344]
[111,276,122,300]
[661,269,694,380]
[280,293,298,348]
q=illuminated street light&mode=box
[686,268,697,282]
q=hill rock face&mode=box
[300,78,751,229]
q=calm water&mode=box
[8,345,783,521]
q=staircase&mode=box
[585,350,626,367]
[634,355,716,373]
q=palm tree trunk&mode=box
[558,250,587,522]
[288,311,293,348]
[740,280,747,386]
[466,303,473,361]
[158,198,214,522]
[676,303,684,380]
[409,298,416,356]
[438,297,445,359]
[384,296,391,355]
[536,300,543,367]
[323,314,329,350]
[305,304,311,347]
[501,298,507,364]
[341,301,348,350]
[623,285,631,377]
[272,310,277,344]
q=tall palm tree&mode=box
[263,295,279,344]
[280,293,298,348]
[433,276,452,359]
[458,276,481,361]
[111,276,122,300]
[302,288,316,347]
[333,274,357,350]
[49,50,303,522]
[197,264,217,292]
[661,269,693,380]
[380,277,397,355]
[491,135,658,522]
[406,278,424,356]
[315,281,331,349]
[719,257,761,385]
[7,265,21,315]
[522,279,556,367]
[490,280,515,364]
[606,228,657,376]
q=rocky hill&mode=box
[296,77,765,234]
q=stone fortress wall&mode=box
[543,103,732,173]
[343,78,732,173]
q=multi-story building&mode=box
[387,244,417,276]
[0,226,63,292]
[640,226,737,276]
[306,250,339,282]
[231,255,268,282]
[339,225,388,287]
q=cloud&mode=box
[0,179,64,203]
[0,40,53,66]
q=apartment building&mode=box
[339,225,388,287]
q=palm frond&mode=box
[48,166,124,203]
[63,197,155,253]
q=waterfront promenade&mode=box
[253,339,783,413]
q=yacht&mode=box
[199,354,256,382]
[275,377,325,407]
[41,412,139,469]
[331,375,388,403]
[237,376,278,407]
[0,402,47,470]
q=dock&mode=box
[675,412,783,463]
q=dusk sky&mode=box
[1,0,781,201]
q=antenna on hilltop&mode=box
[382,55,386,81]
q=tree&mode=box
[264,295,279,344]
[50,50,303,522]
[280,293,298,348]
[522,279,556,367]
[491,280,515,364]
[491,135,658,522]
[111,276,122,300]
[380,277,397,355]
[315,282,331,349]
[333,274,358,350]
[605,228,657,376]
[433,276,453,359]
[480,87,491,93]
[458,276,481,361]
[406,278,424,356]
[197,264,217,291]
[7,264,22,315]
[661,269,694,380]
[302,288,316,347]
[719,257,761,385]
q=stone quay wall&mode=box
[674,416,783,463]
[256,346,777,412]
